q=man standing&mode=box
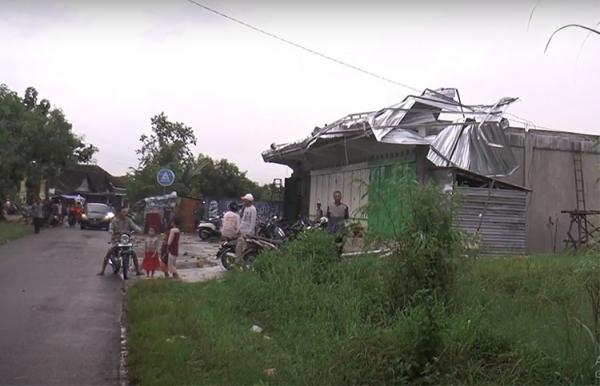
[98,207,143,276]
[316,202,324,219]
[236,193,257,258]
[326,190,349,234]
[32,198,44,234]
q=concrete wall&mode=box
[279,128,599,254]
[500,128,600,253]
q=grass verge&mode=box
[0,221,32,246]
[126,235,599,385]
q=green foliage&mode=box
[186,155,270,200]
[126,174,598,385]
[575,257,600,344]
[126,113,278,203]
[0,84,97,201]
[364,162,416,238]
[361,169,463,376]
[450,254,599,384]
[136,112,197,169]
[0,222,32,245]
[127,247,599,385]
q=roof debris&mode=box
[263,88,519,177]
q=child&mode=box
[159,227,170,278]
[166,217,181,279]
[142,227,160,278]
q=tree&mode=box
[136,112,196,168]
[0,84,97,205]
[126,114,276,203]
[127,113,198,202]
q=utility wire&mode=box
[185,0,421,93]
[185,1,588,137]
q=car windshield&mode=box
[86,203,110,214]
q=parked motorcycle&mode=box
[197,217,222,240]
[282,218,314,240]
[216,239,237,270]
[108,233,136,280]
[48,214,60,227]
[239,234,283,270]
[256,215,286,240]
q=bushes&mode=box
[228,176,464,383]
[127,173,600,385]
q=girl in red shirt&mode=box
[166,218,181,279]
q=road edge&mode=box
[119,282,129,386]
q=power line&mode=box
[185,0,421,93]
[185,1,592,137]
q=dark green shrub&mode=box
[362,170,464,379]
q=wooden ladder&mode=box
[573,150,586,211]
[572,145,588,246]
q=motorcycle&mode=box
[48,214,60,227]
[282,217,315,240]
[216,239,237,270]
[108,233,136,280]
[256,215,286,240]
[217,233,283,271]
[197,217,221,240]
[239,234,283,270]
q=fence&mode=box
[203,197,283,223]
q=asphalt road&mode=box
[0,226,123,385]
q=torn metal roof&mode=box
[263,88,519,177]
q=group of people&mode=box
[97,207,182,280]
[220,190,349,246]
[220,193,258,263]
[96,189,349,279]
[19,198,82,234]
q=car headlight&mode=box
[119,234,130,244]
[104,212,115,221]
[81,214,87,220]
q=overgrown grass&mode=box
[0,221,31,246]
[127,174,599,385]
[126,235,600,385]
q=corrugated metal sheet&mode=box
[454,187,527,256]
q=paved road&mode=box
[0,226,123,385]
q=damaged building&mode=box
[262,88,600,255]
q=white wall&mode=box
[309,162,370,220]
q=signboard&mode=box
[156,168,175,187]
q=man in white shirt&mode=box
[236,193,257,259]
[221,202,241,240]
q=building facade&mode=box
[263,89,599,255]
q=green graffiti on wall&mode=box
[367,160,417,238]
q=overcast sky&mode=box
[1,0,599,183]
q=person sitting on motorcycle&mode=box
[221,202,240,241]
[98,207,142,276]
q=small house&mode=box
[47,164,127,208]
[262,88,600,255]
